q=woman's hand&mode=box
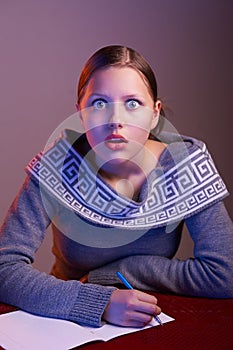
[102,289,161,327]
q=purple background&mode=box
[0,0,232,271]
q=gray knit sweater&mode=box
[0,131,233,327]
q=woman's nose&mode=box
[108,103,124,128]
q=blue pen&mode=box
[116,271,163,326]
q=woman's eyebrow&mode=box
[122,94,145,100]
[88,93,109,99]
[88,93,145,100]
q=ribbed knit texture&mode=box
[69,283,115,326]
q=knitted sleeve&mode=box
[0,176,115,326]
[88,201,233,298]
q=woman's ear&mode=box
[154,100,162,117]
[151,100,162,129]
[76,102,83,122]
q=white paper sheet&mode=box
[0,310,174,350]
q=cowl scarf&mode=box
[26,130,228,229]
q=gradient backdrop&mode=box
[0,0,232,272]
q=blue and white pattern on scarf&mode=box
[26,131,228,229]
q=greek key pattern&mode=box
[26,137,228,228]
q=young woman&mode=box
[0,45,232,328]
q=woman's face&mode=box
[77,66,160,166]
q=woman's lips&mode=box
[105,134,128,143]
[104,134,128,150]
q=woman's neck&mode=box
[96,141,163,201]
[98,158,144,181]
[98,163,146,202]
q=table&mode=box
[1,293,233,350]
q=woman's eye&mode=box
[92,99,107,110]
[126,99,140,109]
